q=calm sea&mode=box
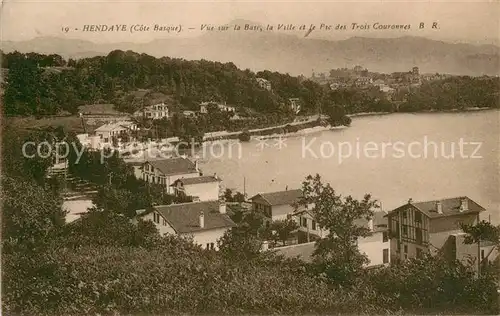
[199,110,500,224]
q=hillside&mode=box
[2,33,499,76]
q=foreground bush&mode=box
[362,256,499,315]
[3,244,385,315]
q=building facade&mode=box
[136,200,235,250]
[171,175,221,202]
[256,77,272,91]
[250,189,303,223]
[200,101,236,114]
[134,103,169,120]
[386,197,484,263]
[94,121,137,144]
[141,158,200,194]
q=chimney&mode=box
[436,201,443,214]
[408,198,413,204]
[460,197,469,212]
[368,218,374,231]
[199,211,205,228]
[219,200,226,214]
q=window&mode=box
[416,228,423,244]
[383,249,389,264]
[416,248,423,258]
[415,212,422,223]
[402,210,407,219]
[206,243,215,250]
[383,231,388,242]
[312,220,317,230]
[301,217,308,228]
[163,219,167,226]
[402,225,408,236]
[404,245,408,253]
[481,249,485,260]
[153,212,160,224]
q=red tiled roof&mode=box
[153,201,235,233]
[250,189,302,206]
[171,176,220,186]
[145,158,197,176]
[388,196,485,219]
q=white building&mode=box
[250,189,304,223]
[171,175,221,202]
[76,133,102,150]
[136,200,236,250]
[200,101,236,114]
[94,121,137,144]
[141,158,201,194]
[252,189,390,267]
[134,103,169,120]
[256,77,272,91]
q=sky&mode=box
[1,0,499,45]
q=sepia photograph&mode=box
[1,0,499,314]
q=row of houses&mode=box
[135,157,233,250]
[132,156,497,271]
[250,189,497,270]
[131,101,238,121]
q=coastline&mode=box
[204,106,495,142]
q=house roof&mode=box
[151,201,235,233]
[94,121,134,132]
[354,210,388,233]
[145,158,198,176]
[250,189,302,206]
[387,196,485,219]
[293,208,388,233]
[171,176,220,186]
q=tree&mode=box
[217,227,263,260]
[263,219,299,246]
[224,188,234,202]
[461,220,500,246]
[2,176,67,248]
[295,174,378,284]
[324,104,351,127]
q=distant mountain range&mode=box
[2,29,499,76]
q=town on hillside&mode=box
[2,7,500,314]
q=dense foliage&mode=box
[3,50,497,120]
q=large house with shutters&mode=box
[386,196,492,268]
[133,102,169,120]
[136,200,235,250]
[141,158,200,194]
[289,207,390,266]
[251,188,391,267]
[94,121,137,145]
[250,189,303,223]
